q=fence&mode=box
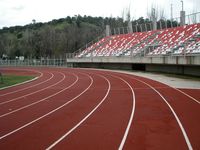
[110,12,200,35]
[0,72,3,83]
[0,59,69,67]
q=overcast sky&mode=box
[0,0,199,29]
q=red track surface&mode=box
[0,67,199,150]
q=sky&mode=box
[0,0,199,29]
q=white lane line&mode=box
[0,73,93,140]
[89,68,200,105]
[0,72,56,105]
[174,88,200,105]
[111,69,200,105]
[127,75,193,150]
[73,68,136,150]
[72,68,194,149]
[45,74,110,150]
[0,72,68,118]
[0,69,43,92]
[0,72,52,97]
[0,70,47,96]
[114,75,135,150]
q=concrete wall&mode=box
[67,55,200,76]
[146,64,184,74]
[146,64,200,76]
[73,62,132,70]
[72,62,200,76]
[67,55,200,65]
[183,65,200,76]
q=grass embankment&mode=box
[0,75,35,89]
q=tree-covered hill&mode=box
[0,15,128,59]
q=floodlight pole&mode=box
[180,0,185,26]
[171,3,173,20]
[181,0,184,11]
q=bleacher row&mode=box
[76,23,200,57]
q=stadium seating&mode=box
[76,23,200,57]
[148,23,200,56]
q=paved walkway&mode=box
[114,70,200,89]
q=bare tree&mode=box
[121,4,131,22]
[121,9,125,22]
[159,7,165,20]
[191,9,197,24]
[147,4,158,21]
[126,5,131,22]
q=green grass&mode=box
[0,75,35,89]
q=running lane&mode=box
[0,71,65,116]
[0,68,199,150]
[0,68,46,96]
[0,69,109,149]
[179,89,200,103]
[46,70,134,150]
[121,73,200,150]
[0,70,79,137]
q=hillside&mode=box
[0,15,127,59]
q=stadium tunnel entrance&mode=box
[132,64,146,71]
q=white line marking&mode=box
[115,76,135,150]
[73,68,194,149]
[128,76,193,150]
[0,70,43,91]
[45,74,110,150]
[0,72,70,118]
[0,72,56,105]
[110,69,200,105]
[0,73,93,140]
[0,71,50,97]
[175,88,200,104]
[72,68,136,150]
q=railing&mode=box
[110,12,200,35]
[0,59,68,67]
[72,34,105,56]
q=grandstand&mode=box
[67,14,200,77]
[76,23,200,57]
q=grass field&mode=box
[0,75,35,89]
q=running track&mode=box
[0,67,199,150]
